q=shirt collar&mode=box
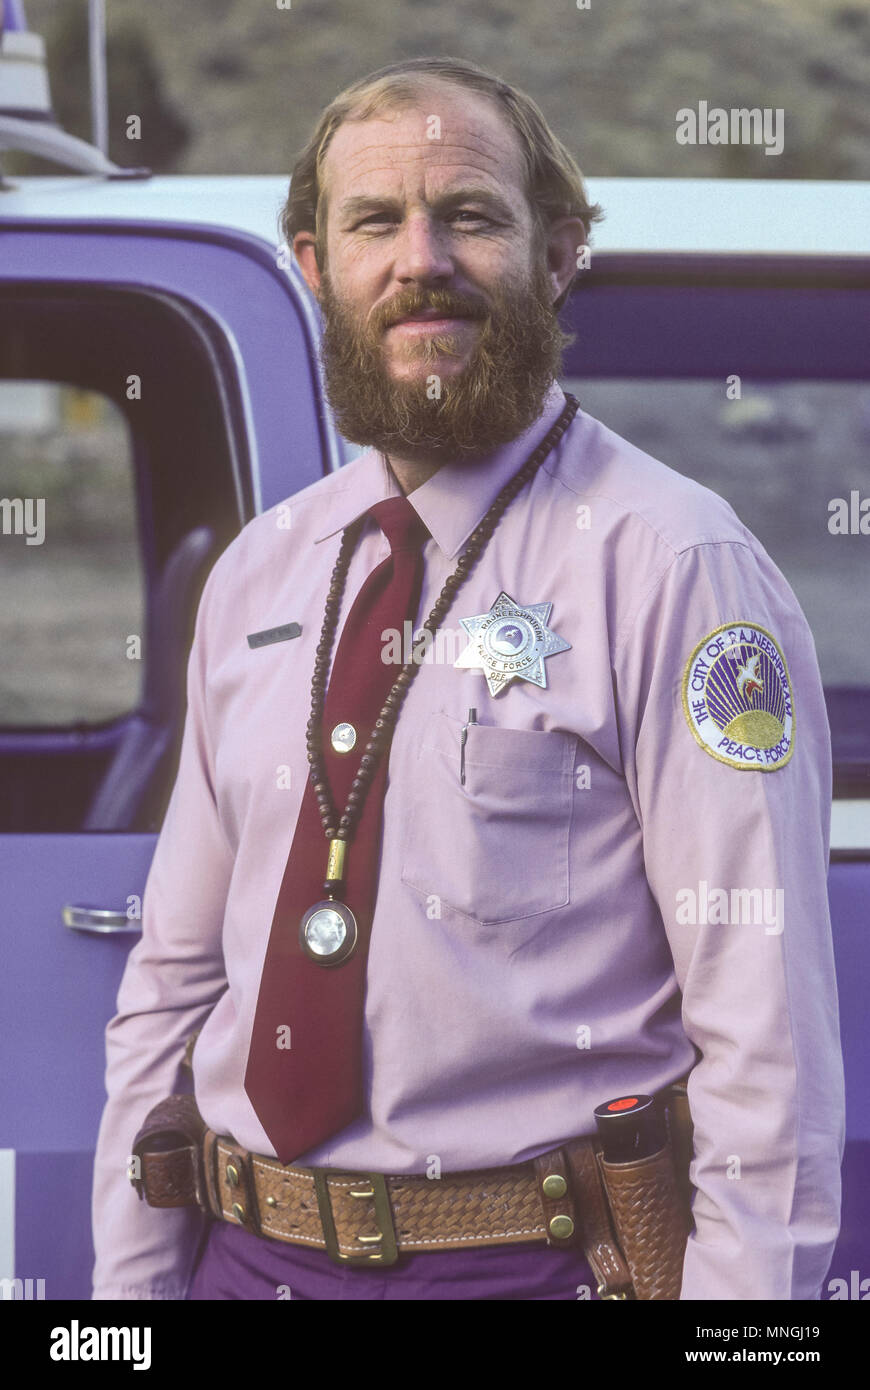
[312,380,567,559]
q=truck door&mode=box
[0,219,333,1298]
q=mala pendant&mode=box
[299,900,358,966]
[299,839,358,966]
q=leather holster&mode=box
[130,1092,209,1211]
[570,1078,695,1300]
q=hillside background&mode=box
[15,0,870,181]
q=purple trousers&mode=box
[187,1219,601,1301]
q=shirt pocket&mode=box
[400,710,577,925]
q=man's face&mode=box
[300,82,572,463]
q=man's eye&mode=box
[353,210,493,230]
[351,213,396,230]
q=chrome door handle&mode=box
[62,905,142,935]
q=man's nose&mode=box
[394,213,454,284]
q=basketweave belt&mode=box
[130,1081,695,1300]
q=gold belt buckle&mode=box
[313,1170,399,1268]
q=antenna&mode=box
[88,0,108,156]
[3,1,30,33]
[0,0,150,178]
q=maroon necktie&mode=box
[245,497,429,1164]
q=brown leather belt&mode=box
[207,1131,562,1264]
[130,1085,694,1297]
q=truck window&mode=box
[560,376,870,688]
[0,284,248,832]
[0,382,143,725]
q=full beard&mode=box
[316,260,572,464]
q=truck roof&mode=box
[1,174,868,257]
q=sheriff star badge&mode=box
[454,592,571,696]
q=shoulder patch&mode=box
[682,621,794,771]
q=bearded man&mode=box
[92,57,843,1302]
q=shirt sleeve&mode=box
[614,537,845,1301]
[91,555,234,1300]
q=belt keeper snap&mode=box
[222,1144,261,1237]
[533,1149,576,1246]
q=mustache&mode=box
[372,289,490,333]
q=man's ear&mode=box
[293,231,322,297]
[545,215,587,308]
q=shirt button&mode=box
[331,722,357,753]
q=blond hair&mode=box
[280,57,603,305]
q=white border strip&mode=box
[0,1150,14,1281]
[832,800,870,853]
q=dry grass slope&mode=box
[16,0,870,180]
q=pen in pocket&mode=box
[459,707,478,786]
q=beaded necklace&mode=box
[299,392,580,962]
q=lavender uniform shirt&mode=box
[92,381,844,1300]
